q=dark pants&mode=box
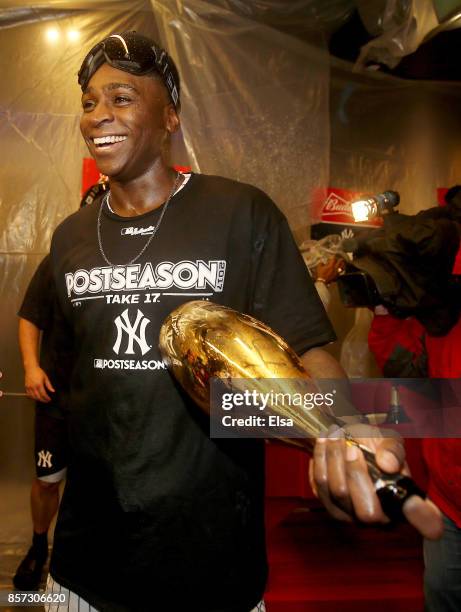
[424,512,461,612]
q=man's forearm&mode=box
[18,318,41,370]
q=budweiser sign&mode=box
[323,193,353,216]
[317,188,382,227]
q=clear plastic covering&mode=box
[0,1,332,401]
[2,1,461,399]
[355,0,439,69]
[153,0,331,237]
[328,58,461,219]
[0,2,160,395]
[299,234,348,270]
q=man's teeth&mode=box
[93,135,127,145]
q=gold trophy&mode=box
[159,300,426,522]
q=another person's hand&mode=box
[314,256,345,285]
[25,366,55,403]
[309,426,443,540]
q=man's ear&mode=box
[165,104,180,134]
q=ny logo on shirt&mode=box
[37,450,53,468]
[113,308,151,356]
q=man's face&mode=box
[80,63,179,181]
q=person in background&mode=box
[369,307,461,612]
[13,184,105,591]
[13,255,70,591]
[368,186,461,611]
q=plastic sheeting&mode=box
[153,0,331,238]
[328,58,461,218]
[0,2,159,399]
[356,0,443,69]
[2,1,461,391]
[166,0,355,34]
[0,1,332,394]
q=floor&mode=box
[265,498,424,611]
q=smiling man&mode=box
[44,32,437,612]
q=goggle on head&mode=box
[78,31,180,111]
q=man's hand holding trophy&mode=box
[159,300,443,541]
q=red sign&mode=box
[81,158,193,195]
[314,187,383,227]
[82,158,102,196]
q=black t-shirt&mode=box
[18,255,73,417]
[49,174,335,611]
